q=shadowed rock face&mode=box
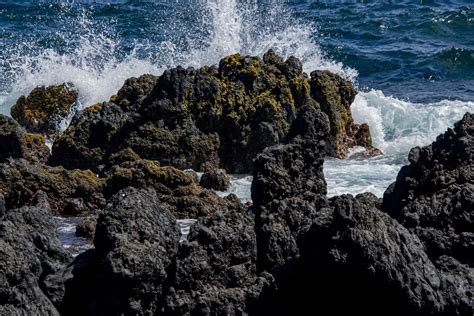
[382,112,474,315]
[163,207,271,315]
[252,107,330,274]
[50,51,375,174]
[92,187,180,315]
[383,113,473,264]
[251,112,473,315]
[0,192,70,315]
[0,114,50,163]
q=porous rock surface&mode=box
[0,192,70,315]
[0,114,50,163]
[0,51,471,315]
[50,50,375,173]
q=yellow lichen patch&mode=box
[71,169,100,182]
[23,133,46,147]
[86,103,104,112]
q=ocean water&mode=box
[1,0,473,198]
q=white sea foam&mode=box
[352,90,474,155]
[55,216,93,257]
[177,219,198,242]
[215,174,253,203]
[324,90,474,197]
[1,1,472,199]
[0,0,354,115]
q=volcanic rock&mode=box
[252,106,330,273]
[103,158,242,218]
[163,207,272,314]
[200,167,230,191]
[0,192,70,315]
[10,83,78,138]
[0,159,104,213]
[383,113,473,263]
[310,70,379,158]
[110,74,159,108]
[0,114,50,163]
[51,51,374,173]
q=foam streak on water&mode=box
[324,90,474,197]
[1,1,473,198]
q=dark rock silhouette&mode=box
[50,50,375,173]
[0,114,50,163]
[0,192,70,315]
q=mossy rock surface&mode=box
[0,114,50,163]
[0,159,104,214]
[11,83,78,137]
[51,51,376,173]
[103,158,242,218]
[2,146,238,218]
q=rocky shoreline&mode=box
[0,51,472,315]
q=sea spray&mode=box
[1,0,473,197]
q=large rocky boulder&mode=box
[49,102,133,171]
[11,83,78,138]
[0,192,70,315]
[55,187,180,315]
[199,167,230,191]
[163,208,272,314]
[383,113,473,264]
[0,114,50,163]
[252,107,330,273]
[51,51,374,173]
[310,70,377,158]
[0,159,104,214]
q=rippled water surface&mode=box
[1,0,473,197]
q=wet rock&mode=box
[200,167,230,191]
[0,159,104,213]
[110,74,159,108]
[0,114,50,163]
[0,191,70,315]
[383,113,473,263]
[51,51,368,174]
[349,147,384,159]
[10,83,78,138]
[75,216,96,239]
[309,70,378,158]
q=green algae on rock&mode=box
[51,51,377,173]
[11,83,78,138]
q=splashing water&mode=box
[0,0,353,114]
[1,0,473,198]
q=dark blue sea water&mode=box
[1,0,473,196]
